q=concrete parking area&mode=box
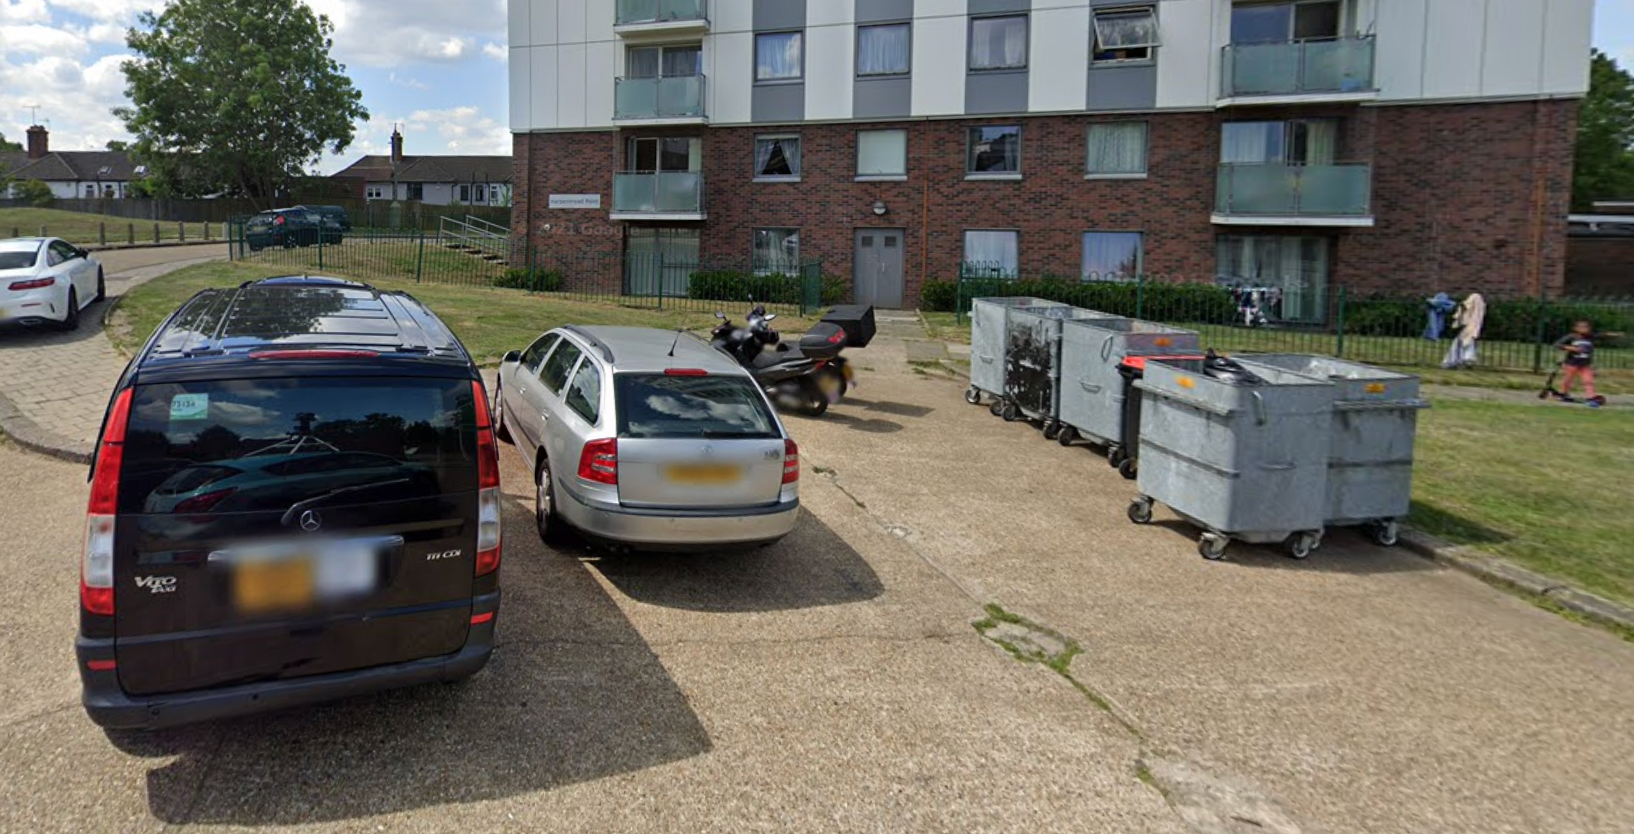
[2,312,1632,833]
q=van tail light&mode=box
[782,438,800,484]
[83,388,133,616]
[273,215,286,225]
[472,381,501,576]
[8,277,54,291]
[578,438,619,485]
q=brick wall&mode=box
[514,98,1578,306]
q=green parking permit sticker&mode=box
[170,394,210,421]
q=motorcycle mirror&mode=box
[715,311,726,320]
[764,313,778,322]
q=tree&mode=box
[104,140,130,152]
[116,0,367,205]
[14,179,55,207]
[0,132,21,152]
[1574,50,1634,210]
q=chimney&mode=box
[26,125,48,160]
[390,128,404,164]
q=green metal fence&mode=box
[226,218,835,318]
[951,270,1634,374]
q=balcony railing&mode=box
[1221,36,1376,99]
[615,0,708,28]
[1215,163,1372,222]
[612,171,705,217]
[614,74,707,122]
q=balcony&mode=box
[1219,37,1377,106]
[611,171,706,220]
[1213,163,1374,227]
[614,75,708,125]
[614,0,709,37]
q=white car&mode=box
[0,237,104,330]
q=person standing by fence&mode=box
[1554,320,1602,406]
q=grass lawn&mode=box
[110,261,815,367]
[1411,398,1634,607]
[0,207,213,246]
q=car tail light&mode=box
[578,438,618,485]
[472,381,501,576]
[274,215,286,225]
[83,388,132,616]
[173,488,236,514]
[782,439,800,484]
[663,368,708,376]
[8,277,54,291]
[470,611,494,625]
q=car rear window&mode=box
[614,373,779,439]
[118,378,478,515]
[0,249,38,269]
[247,216,274,230]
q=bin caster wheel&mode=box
[1001,402,1021,422]
[989,400,1004,417]
[1198,534,1229,561]
[1369,521,1400,548]
[1057,425,1078,447]
[1117,457,1138,481]
[1288,532,1322,560]
[1042,421,1061,440]
[1108,446,1127,469]
[1127,499,1153,525]
[965,387,982,405]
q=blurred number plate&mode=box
[231,542,380,614]
[665,463,742,485]
[234,558,315,614]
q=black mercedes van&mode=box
[77,276,501,729]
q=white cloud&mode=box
[303,0,503,68]
[0,0,49,24]
[388,71,427,91]
[0,22,89,55]
[482,41,505,62]
[402,106,509,155]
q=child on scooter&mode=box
[1554,320,1601,406]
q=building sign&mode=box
[549,194,602,209]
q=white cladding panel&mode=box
[911,13,967,116]
[806,21,855,121]
[711,32,755,124]
[1154,0,1218,109]
[1030,3,1089,112]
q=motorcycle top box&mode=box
[796,322,849,361]
[820,305,876,349]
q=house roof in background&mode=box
[331,155,512,184]
[0,150,141,182]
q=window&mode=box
[629,136,701,172]
[1083,232,1143,281]
[1231,0,1340,45]
[474,184,488,204]
[614,375,780,440]
[857,23,911,76]
[1087,122,1149,176]
[521,334,561,372]
[1093,7,1159,63]
[756,31,803,81]
[1221,119,1337,164]
[967,126,1021,176]
[539,340,583,394]
[753,229,800,275]
[564,360,602,424]
[754,134,801,180]
[51,241,78,263]
[963,230,1018,276]
[969,15,1027,71]
[1216,235,1330,323]
[627,44,703,77]
[857,129,908,178]
[365,186,383,200]
[407,183,424,201]
[457,184,471,203]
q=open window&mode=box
[1093,7,1159,64]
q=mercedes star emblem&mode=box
[300,510,323,532]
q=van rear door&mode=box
[113,376,481,696]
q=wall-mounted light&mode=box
[872,200,888,217]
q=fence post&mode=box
[127,223,134,245]
[1334,286,1347,359]
[1532,291,1548,373]
[204,222,211,241]
[178,221,185,243]
[655,250,664,310]
[528,242,538,292]
[99,223,106,247]
[1135,274,1146,320]
[415,227,425,283]
[152,222,160,244]
[316,224,324,270]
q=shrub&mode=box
[920,281,958,312]
[820,276,849,305]
[1344,298,1424,337]
[493,268,562,292]
[687,270,804,305]
[949,276,1237,323]
[14,179,53,207]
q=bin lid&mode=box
[1119,354,1205,371]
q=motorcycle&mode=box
[711,304,855,417]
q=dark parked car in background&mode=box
[295,205,351,243]
[244,209,322,250]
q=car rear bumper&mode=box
[0,287,66,325]
[558,486,799,550]
[76,591,499,730]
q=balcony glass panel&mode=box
[616,0,706,26]
[615,75,706,120]
[1216,164,1371,218]
[1222,37,1375,98]
[613,172,703,214]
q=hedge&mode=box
[944,277,1238,323]
[686,270,848,307]
[493,268,563,292]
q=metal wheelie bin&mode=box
[1001,305,1118,431]
[1126,356,1336,561]
[1110,353,1206,479]
[966,298,1070,409]
[1057,318,1201,469]
[1233,355,1429,547]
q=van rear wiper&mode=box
[279,479,411,528]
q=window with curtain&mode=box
[1082,232,1143,281]
[628,45,702,78]
[1220,120,1337,164]
[753,229,800,275]
[963,230,1019,275]
[1215,235,1330,322]
[756,32,803,81]
[754,135,801,180]
[1093,7,1159,63]
[969,15,1027,71]
[1087,122,1149,175]
[967,126,1021,175]
[857,23,911,76]
[857,129,908,177]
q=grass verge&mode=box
[110,261,815,366]
[0,207,212,246]
[1410,398,1634,607]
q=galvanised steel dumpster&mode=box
[1234,354,1429,547]
[1001,306,1119,429]
[1057,318,1201,468]
[1126,356,1335,561]
[966,298,1070,409]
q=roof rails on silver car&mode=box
[562,325,616,363]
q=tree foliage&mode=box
[0,132,22,152]
[1574,50,1634,210]
[116,0,368,205]
[104,140,130,152]
[14,180,55,207]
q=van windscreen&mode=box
[118,378,478,515]
[614,373,778,439]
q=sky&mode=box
[1,0,1633,174]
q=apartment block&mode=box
[508,0,1592,312]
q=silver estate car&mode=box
[494,326,800,550]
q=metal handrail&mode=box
[438,215,508,257]
[464,215,509,238]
